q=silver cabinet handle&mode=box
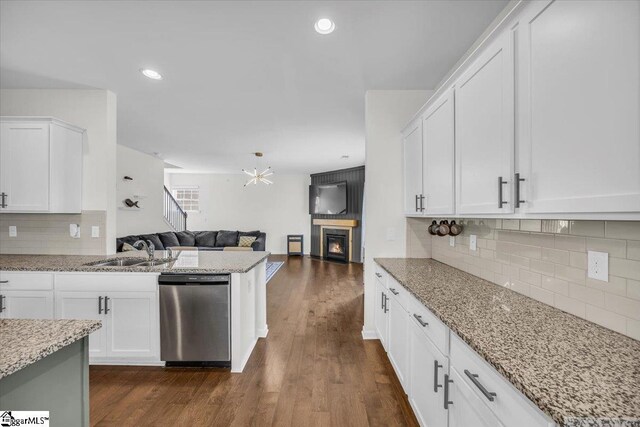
[434,360,443,392]
[0,193,7,208]
[0,280,8,284]
[515,173,525,208]
[383,294,389,313]
[389,288,399,296]
[381,291,384,309]
[375,273,382,278]
[498,176,507,208]
[413,313,428,327]
[415,194,419,212]
[444,374,453,409]
[420,194,425,212]
[98,296,103,314]
[0,295,5,313]
[464,369,496,402]
[104,296,110,314]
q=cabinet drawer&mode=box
[407,292,449,355]
[387,276,410,311]
[450,334,552,427]
[374,264,387,287]
[55,273,159,292]
[0,272,53,290]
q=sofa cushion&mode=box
[238,230,261,238]
[175,230,196,246]
[139,234,165,250]
[194,231,217,247]
[216,230,239,247]
[116,235,140,252]
[157,232,180,248]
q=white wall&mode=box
[116,145,172,236]
[362,90,433,338]
[166,173,311,254]
[0,89,118,254]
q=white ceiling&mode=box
[0,0,507,174]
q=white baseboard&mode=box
[257,327,269,338]
[361,329,378,340]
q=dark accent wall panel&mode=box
[310,165,365,262]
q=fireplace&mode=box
[323,228,349,263]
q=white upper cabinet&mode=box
[516,0,640,214]
[455,31,515,215]
[422,89,455,215]
[403,121,424,215]
[0,117,83,213]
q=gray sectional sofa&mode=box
[116,230,266,252]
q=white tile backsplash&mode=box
[410,217,640,340]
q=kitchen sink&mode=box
[91,258,148,267]
[134,259,172,267]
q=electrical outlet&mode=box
[69,224,80,239]
[9,226,17,237]
[449,236,455,247]
[91,226,100,238]
[588,251,608,282]
[469,234,477,251]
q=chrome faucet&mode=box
[133,240,155,260]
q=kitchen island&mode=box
[0,250,270,372]
[0,319,102,427]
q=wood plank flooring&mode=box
[90,256,418,426]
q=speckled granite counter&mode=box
[0,319,101,379]
[0,250,270,274]
[374,258,640,427]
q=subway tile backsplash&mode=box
[407,218,640,341]
[0,210,107,255]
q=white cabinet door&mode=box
[422,89,455,215]
[516,0,640,213]
[0,122,50,212]
[106,292,158,359]
[447,368,504,427]
[0,291,54,319]
[55,291,108,358]
[455,31,514,215]
[387,294,410,391]
[374,280,388,350]
[409,321,449,427]
[403,121,424,215]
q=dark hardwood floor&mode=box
[90,255,418,426]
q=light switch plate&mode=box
[70,224,80,239]
[449,236,455,247]
[91,226,100,238]
[588,251,608,282]
[469,235,477,251]
[9,226,17,237]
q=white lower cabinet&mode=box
[55,291,109,358]
[0,290,54,319]
[374,279,389,350]
[409,319,449,427]
[387,292,409,390]
[447,368,504,427]
[55,273,160,363]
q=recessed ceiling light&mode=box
[314,18,335,35]
[140,69,163,80]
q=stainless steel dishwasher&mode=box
[158,273,231,367]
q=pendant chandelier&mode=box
[242,152,273,186]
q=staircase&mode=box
[164,186,187,232]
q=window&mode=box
[172,187,199,212]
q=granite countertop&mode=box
[0,319,102,379]
[0,250,270,274]
[374,258,640,427]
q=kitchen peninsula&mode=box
[0,250,270,372]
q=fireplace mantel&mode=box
[313,219,358,262]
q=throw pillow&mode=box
[157,232,180,248]
[194,231,217,247]
[238,235,257,247]
[122,243,139,252]
[139,234,165,250]
[175,230,196,246]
